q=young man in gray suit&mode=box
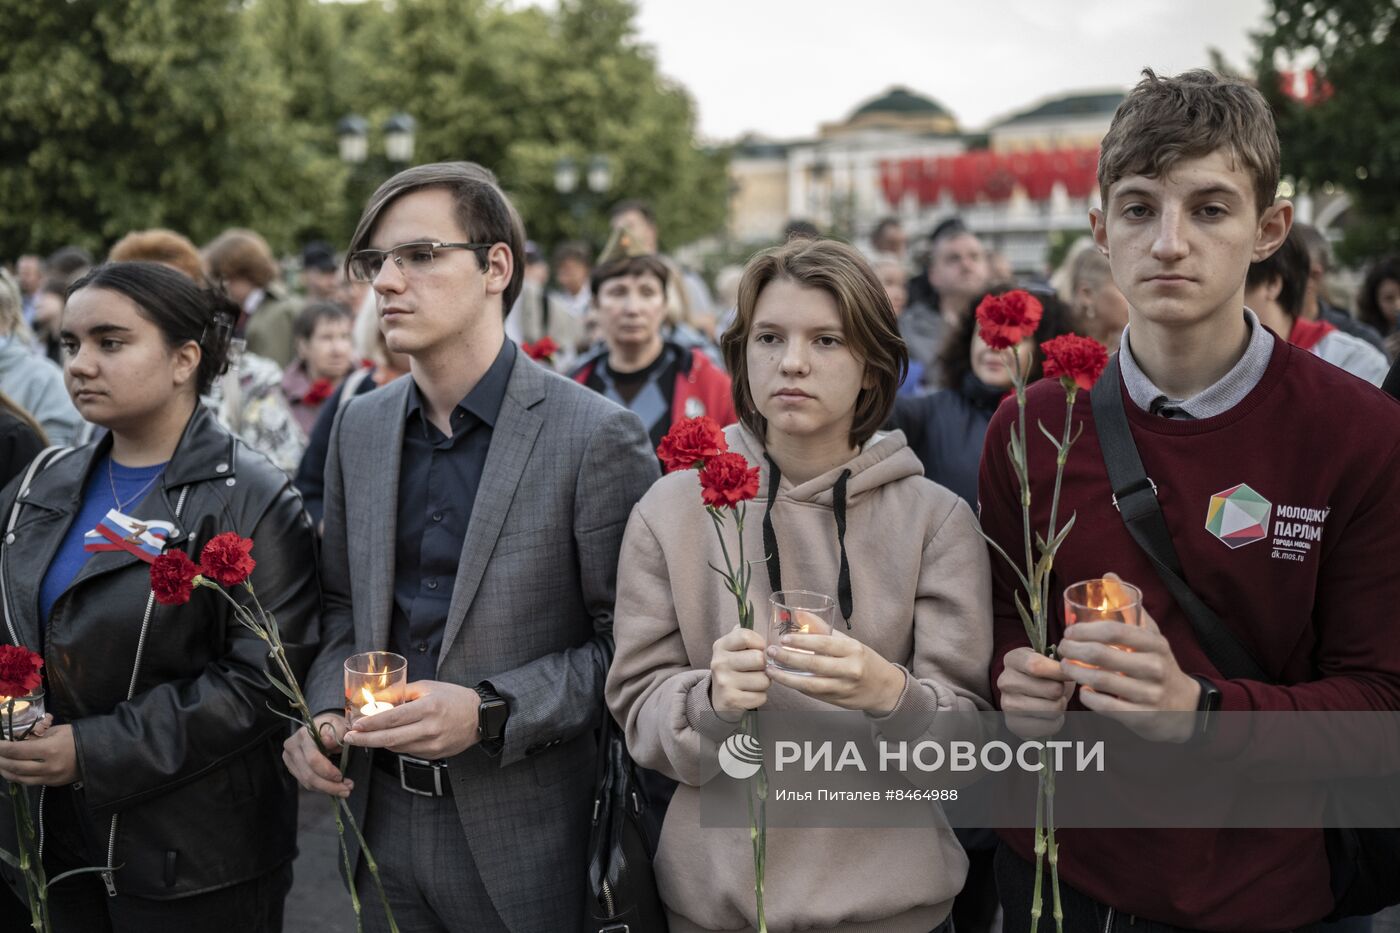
[283,161,659,932]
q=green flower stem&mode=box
[708,501,764,930]
[6,700,49,933]
[986,349,1082,931]
[201,580,399,933]
[1039,388,1078,636]
[1046,764,1063,933]
[1030,764,1045,933]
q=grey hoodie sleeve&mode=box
[867,496,995,753]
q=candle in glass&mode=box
[344,652,408,726]
[767,590,836,676]
[0,690,44,740]
[1063,577,1143,669]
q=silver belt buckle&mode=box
[397,754,443,797]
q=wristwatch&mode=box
[1190,675,1222,742]
[474,683,509,750]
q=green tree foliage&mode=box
[1257,0,1400,261]
[0,0,726,261]
[368,0,728,251]
[0,0,347,258]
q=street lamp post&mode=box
[336,115,369,165]
[337,111,416,241]
[554,153,613,238]
[383,113,417,165]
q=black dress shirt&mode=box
[391,340,515,682]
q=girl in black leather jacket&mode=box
[0,262,321,932]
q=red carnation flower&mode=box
[1041,334,1109,391]
[303,378,335,407]
[151,550,202,606]
[200,533,257,587]
[523,337,559,363]
[0,645,43,699]
[657,416,728,473]
[698,452,760,509]
[975,290,1043,351]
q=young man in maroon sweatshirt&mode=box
[981,69,1400,931]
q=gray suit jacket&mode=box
[305,345,659,932]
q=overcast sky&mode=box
[629,0,1272,141]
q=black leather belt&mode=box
[372,749,453,797]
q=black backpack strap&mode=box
[1383,355,1400,401]
[1089,355,1272,683]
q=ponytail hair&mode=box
[68,261,237,395]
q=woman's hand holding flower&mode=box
[709,625,770,717]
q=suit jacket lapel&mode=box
[360,379,410,652]
[439,350,545,665]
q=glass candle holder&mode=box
[0,690,45,741]
[767,590,835,676]
[344,652,408,727]
[1063,578,1144,667]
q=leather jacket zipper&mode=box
[102,486,189,898]
[1104,906,1115,933]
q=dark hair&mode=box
[723,238,907,449]
[590,254,670,297]
[609,199,657,227]
[46,246,93,283]
[783,219,821,242]
[348,161,527,315]
[928,217,969,246]
[1292,222,1330,273]
[871,217,902,245]
[1245,227,1309,319]
[1357,256,1400,332]
[552,240,593,267]
[939,285,1069,391]
[0,390,46,447]
[67,261,236,396]
[294,301,352,343]
[1099,69,1280,216]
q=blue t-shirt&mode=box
[37,457,167,626]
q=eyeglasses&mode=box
[348,241,494,282]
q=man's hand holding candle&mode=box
[1057,574,1202,743]
[342,681,481,759]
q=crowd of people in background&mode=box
[4,178,1394,502]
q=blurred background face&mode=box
[337,271,370,316]
[610,209,659,253]
[1079,278,1131,344]
[304,266,340,301]
[969,330,1031,389]
[873,224,906,259]
[874,261,908,317]
[17,257,43,294]
[299,316,354,381]
[596,271,667,355]
[1378,277,1400,325]
[929,232,990,308]
[556,257,590,296]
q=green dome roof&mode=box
[851,87,951,119]
[996,91,1125,126]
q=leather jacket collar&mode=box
[21,403,238,517]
